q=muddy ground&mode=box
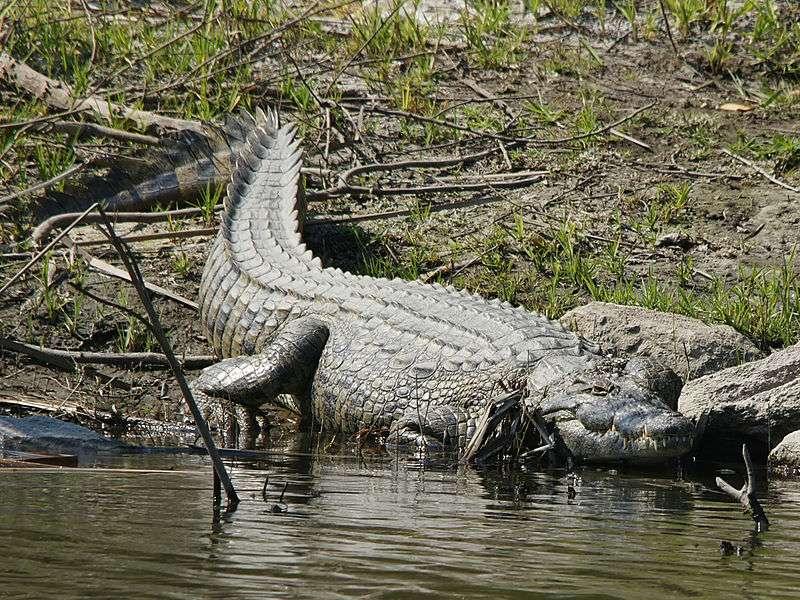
[0,0,798,436]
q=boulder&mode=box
[560,302,761,381]
[768,430,800,470]
[0,415,124,457]
[678,343,800,454]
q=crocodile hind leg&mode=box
[388,405,467,453]
[191,317,329,448]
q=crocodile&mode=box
[190,109,695,464]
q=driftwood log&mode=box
[716,444,770,532]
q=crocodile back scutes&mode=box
[220,108,321,277]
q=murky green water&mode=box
[2,444,799,600]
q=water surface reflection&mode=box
[2,442,799,599]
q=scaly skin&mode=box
[191,109,694,463]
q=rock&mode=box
[768,430,800,469]
[0,415,124,458]
[560,302,761,381]
[678,343,800,453]
[655,232,695,250]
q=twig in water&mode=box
[96,206,239,508]
[262,475,289,513]
[716,444,770,532]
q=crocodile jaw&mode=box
[554,415,694,463]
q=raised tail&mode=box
[220,108,321,279]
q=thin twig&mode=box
[60,235,198,309]
[42,120,161,145]
[721,148,799,193]
[351,101,656,146]
[313,173,545,199]
[657,0,680,58]
[0,203,98,296]
[96,207,239,508]
[0,163,85,206]
[0,338,215,370]
[74,227,217,247]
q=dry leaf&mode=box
[719,102,755,112]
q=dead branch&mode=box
[716,444,770,532]
[419,256,479,283]
[657,0,680,57]
[0,51,202,133]
[310,193,513,226]
[61,236,198,310]
[0,203,98,297]
[32,188,522,248]
[313,173,545,200]
[0,108,88,131]
[336,145,507,185]
[75,227,217,247]
[349,101,656,146]
[0,163,85,207]
[721,148,799,194]
[96,206,237,506]
[0,338,215,370]
[32,206,211,245]
[42,120,162,145]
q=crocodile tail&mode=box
[34,111,254,220]
[220,107,321,277]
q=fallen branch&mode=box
[32,190,513,246]
[312,173,546,200]
[716,444,770,532]
[350,101,656,146]
[61,235,198,310]
[32,206,212,246]
[96,206,238,507]
[0,51,202,133]
[0,202,98,297]
[0,338,215,370]
[41,120,162,145]
[74,227,217,247]
[0,163,85,207]
[722,148,799,194]
[419,256,479,283]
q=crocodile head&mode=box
[526,355,694,463]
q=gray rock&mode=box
[560,302,761,381]
[769,430,800,469]
[0,415,124,457]
[678,343,800,447]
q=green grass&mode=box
[447,215,800,347]
[1,0,799,356]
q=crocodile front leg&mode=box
[191,316,329,447]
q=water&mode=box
[2,444,800,600]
